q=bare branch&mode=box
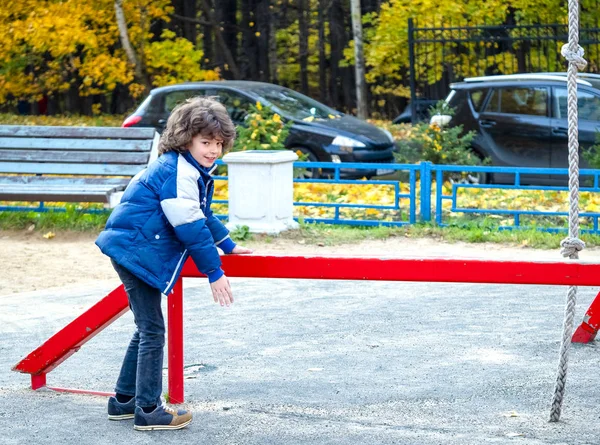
[172,12,211,26]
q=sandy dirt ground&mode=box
[2,229,600,296]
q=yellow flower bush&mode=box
[232,102,291,152]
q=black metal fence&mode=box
[408,18,600,122]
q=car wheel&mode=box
[295,147,322,179]
[449,152,490,185]
[465,170,489,185]
[465,150,491,185]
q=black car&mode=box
[122,81,396,178]
[441,73,600,184]
[392,99,439,124]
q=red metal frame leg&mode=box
[31,373,46,390]
[573,290,600,343]
[168,278,184,404]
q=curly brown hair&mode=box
[158,96,236,155]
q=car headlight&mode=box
[331,135,366,148]
[381,128,394,143]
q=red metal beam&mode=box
[12,285,129,375]
[184,255,600,287]
[573,290,600,343]
[13,254,600,403]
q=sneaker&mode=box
[107,396,135,421]
[133,403,192,431]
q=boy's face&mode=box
[188,134,224,168]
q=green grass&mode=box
[0,206,109,231]
[2,208,599,249]
[248,219,600,250]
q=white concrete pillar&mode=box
[223,150,299,234]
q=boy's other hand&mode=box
[210,275,233,307]
[231,245,253,254]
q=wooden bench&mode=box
[0,125,159,208]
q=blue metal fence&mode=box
[426,163,600,233]
[210,161,419,226]
[291,161,419,226]
[3,160,600,234]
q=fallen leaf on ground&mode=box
[505,432,524,437]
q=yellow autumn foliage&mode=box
[0,0,219,103]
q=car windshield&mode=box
[252,86,342,120]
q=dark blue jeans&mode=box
[111,259,165,409]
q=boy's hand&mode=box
[231,245,253,254]
[210,275,233,307]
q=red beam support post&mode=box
[168,278,184,404]
[572,290,600,343]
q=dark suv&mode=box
[122,81,396,178]
[442,73,600,184]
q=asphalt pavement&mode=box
[2,277,600,444]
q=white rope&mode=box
[549,0,588,423]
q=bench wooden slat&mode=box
[2,186,115,192]
[0,162,146,176]
[0,126,156,139]
[0,191,112,203]
[0,137,153,152]
[0,149,149,165]
[0,185,124,192]
[0,176,131,187]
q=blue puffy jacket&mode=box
[96,151,236,294]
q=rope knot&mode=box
[560,237,586,258]
[561,44,588,70]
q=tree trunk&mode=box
[350,0,367,119]
[318,0,328,103]
[256,0,271,82]
[279,0,291,28]
[200,0,242,78]
[172,0,197,43]
[220,0,238,78]
[241,0,259,79]
[328,0,344,109]
[298,0,309,94]
[114,0,151,91]
[202,19,214,69]
[269,10,279,83]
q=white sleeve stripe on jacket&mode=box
[215,235,230,245]
[162,197,205,227]
[160,154,206,227]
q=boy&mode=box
[96,97,252,431]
